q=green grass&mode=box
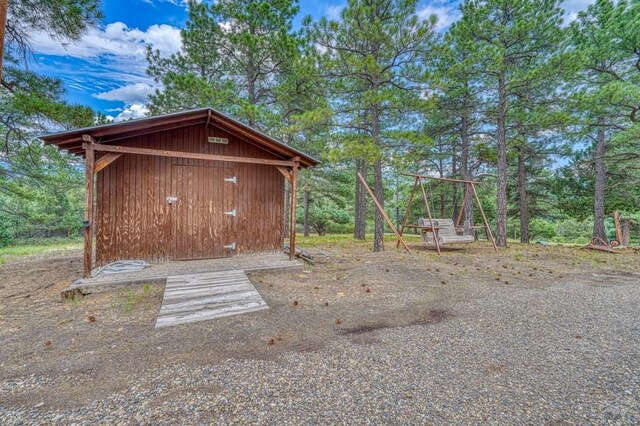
[0,238,82,264]
[113,284,156,313]
[296,233,422,249]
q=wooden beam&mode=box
[82,134,98,144]
[83,146,95,278]
[94,153,123,173]
[418,176,441,255]
[277,166,292,182]
[289,158,300,260]
[357,172,410,253]
[470,182,498,252]
[397,177,418,248]
[82,142,296,167]
[401,173,480,185]
[456,183,471,228]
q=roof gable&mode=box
[40,108,319,168]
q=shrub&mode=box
[0,218,12,248]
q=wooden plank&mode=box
[357,172,410,253]
[397,177,418,248]
[95,152,122,173]
[160,291,262,314]
[164,285,253,301]
[155,270,268,328]
[470,182,498,252]
[456,183,471,228]
[92,123,289,265]
[156,302,267,328]
[401,173,480,185]
[418,177,441,255]
[277,166,292,182]
[83,145,95,278]
[289,158,299,260]
[83,141,296,167]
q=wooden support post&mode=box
[289,157,300,260]
[470,182,498,252]
[277,166,292,182]
[396,177,418,248]
[418,177,441,255]
[83,145,95,278]
[456,183,470,228]
[357,172,410,253]
[94,152,122,173]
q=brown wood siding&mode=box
[95,123,285,266]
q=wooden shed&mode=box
[41,108,319,278]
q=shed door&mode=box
[171,164,236,260]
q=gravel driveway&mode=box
[1,244,639,424]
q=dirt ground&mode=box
[1,238,639,419]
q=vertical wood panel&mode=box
[95,123,286,265]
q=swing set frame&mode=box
[396,173,498,255]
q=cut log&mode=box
[284,245,314,265]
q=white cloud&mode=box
[95,83,157,104]
[29,22,182,59]
[139,0,202,7]
[325,4,344,20]
[113,103,150,122]
[29,21,181,113]
[563,0,596,22]
[415,0,595,30]
[418,5,461,31]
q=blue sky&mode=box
[29,0,595,121]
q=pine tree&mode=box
[569,0,640,242]
[454,0,565,247]
[307,0,437,251]
[0,0,100,237]
[147,0,301,129]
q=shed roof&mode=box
[40,107,319,168]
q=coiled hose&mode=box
[93,260,149,276]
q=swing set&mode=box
[356,172,497,255]
[397,173,497,254]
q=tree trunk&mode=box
[373,158,384,252]
[354,159,367,240]
[372,103,384,252]
[459,103,474,226]
[303,180,310,237]
[438,154,445,218]
[246,34,257,127]
[517,145,529,243]
[495,69,508,247]
[451,154,459,221]
[0,0,7,82]
[593,129,607,242]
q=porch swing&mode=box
[396,173,498,255]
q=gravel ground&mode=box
[1,243,639,424]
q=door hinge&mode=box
[224,209,237,217]
[224,242,236,250]
[224,176,237,184]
